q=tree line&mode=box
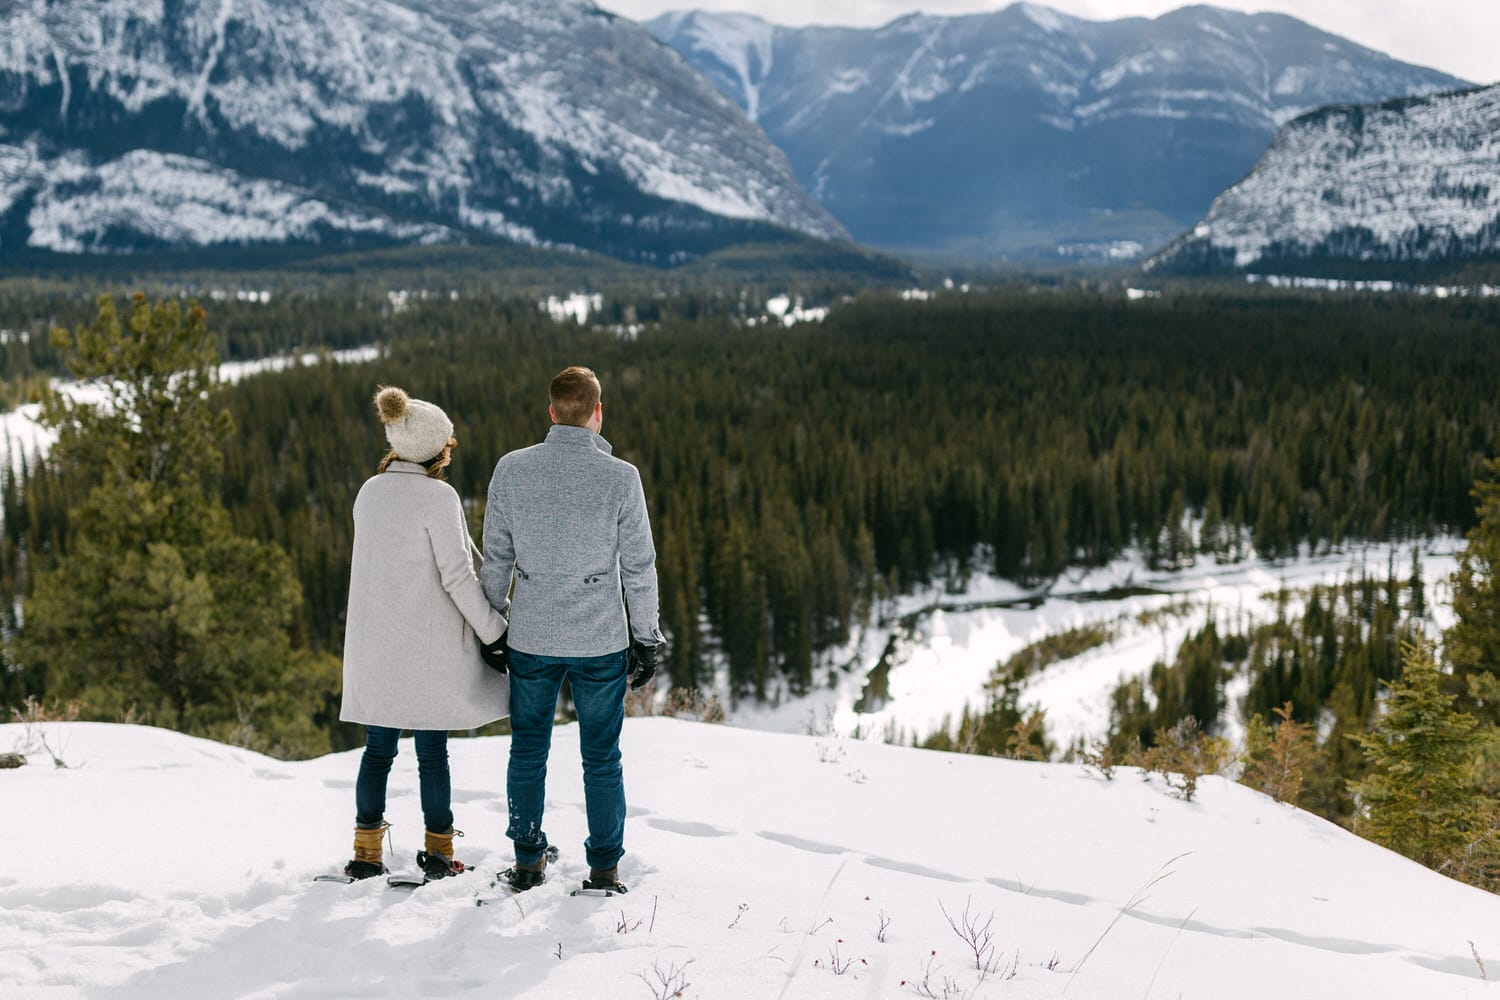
[5,288,1500,752]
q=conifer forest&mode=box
[2,284,1498,886]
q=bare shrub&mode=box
[635,957,694,999]
[9,695,81,768]
[662,686,726,724]
[939,897,1002,978]
[1003,709,1048,761]
[624,685,656,717]
[1128,718,1230,801]
[1079,739,1122,781]
[1240,702,1316,804]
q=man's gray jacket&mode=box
[482,423,663,658]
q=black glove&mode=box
[626,639,660,690]
[480,630,510,675]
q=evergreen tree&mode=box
[1352,641,1490,880]
[11,295,331,756]
[1446,456,1500,724]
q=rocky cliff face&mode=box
[0,0,845,261]
[650,4,1470,258]
[1146,84,1500,273]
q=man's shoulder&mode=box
[494,442,547,472]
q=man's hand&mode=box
[626,639,660,690]
[481,631,510,675]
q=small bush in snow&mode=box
[1129,718,1230,801]
[1240,701,1315,804]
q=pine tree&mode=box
[11,295,327,756]
[1352,641,1490,878]
[1447,456,1500,724]
[1240,702,1316,805]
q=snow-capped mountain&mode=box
[1147,84,1500,274]
[0,0,845,261]
[648,4,1471,258]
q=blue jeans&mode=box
[507,647,628,871]
[355,726,453,834]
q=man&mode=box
[480,365,663,894]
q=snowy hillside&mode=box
[738,539,1463,754]
[1148,84,1500,273]
[649,4,1470,257]
[0,0,844,262]
[1,719,1495,998]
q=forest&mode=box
[3,287,1500,757]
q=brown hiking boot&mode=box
[583,866,626,893]
[418,828,465,879]
[344,823,388,880]
[504,852,548,891]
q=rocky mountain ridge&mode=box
[649,3,1471,258]
[0,0,845,261]
[1146,83,1500,274]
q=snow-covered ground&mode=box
[732,540,1463,755]
[0,719,1494,999]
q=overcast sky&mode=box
[596,1,1500,84]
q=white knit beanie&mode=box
[375,386,453,463]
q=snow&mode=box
[24,150,453,253]
[1019,3,1068,35]
[1157,84,1500,269]
[543,293,603,326]
[762,294,828,326]
[0,347,382,479]
[0,0,847,251]
[0,717,1494,998]
[731,539,1463,757]
[676,11,776,121]
[1246,273,1500,297]
[0,380,107,478]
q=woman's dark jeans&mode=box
[355,726,453,834]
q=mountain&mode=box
[1146,83,1500,276]
[648,4,1472,259]
[0,0,846,263]
[2,719,1496,998]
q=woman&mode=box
[338,386,510,880]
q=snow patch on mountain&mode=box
[22,150,459,253]
[1149,84,1500,270]
[651,4,1471,255]
[0,0,845,257]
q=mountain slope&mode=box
[1147,83,1500,275]
[0,0,846,262]
[649,4,1471,258]
[0,719,1495,998]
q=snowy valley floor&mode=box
[1,719,1496,999]
[734,539,1464,753]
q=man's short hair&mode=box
[549,366,602,426]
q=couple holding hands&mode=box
[337,366,663,894]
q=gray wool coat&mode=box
[482,424,663,658]
[340,461,510,730]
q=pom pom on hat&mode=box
[374,385,453,463]
[375,386,409,424]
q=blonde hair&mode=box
[378,437,456,480]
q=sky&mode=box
[595,1,1500,84]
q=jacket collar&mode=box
[386,459,429,475]
[545,423,613,455]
